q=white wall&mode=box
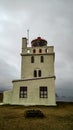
[3,90,13,104]
[11,78,56,106]
[21,46,55,79]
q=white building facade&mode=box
[3,37,56,106]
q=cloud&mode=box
[0,59,20,91]
[0,0,73,96]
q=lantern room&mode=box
[31,37,47,47]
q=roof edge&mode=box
[12,76,56,83]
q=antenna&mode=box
[27,29,29,45]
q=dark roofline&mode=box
[12,76,56,83]
[31,37,47,43]
[21,52,55,56]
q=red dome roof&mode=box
[31,37,47,47]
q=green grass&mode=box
[0,93,73,130]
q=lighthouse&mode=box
[3,37,56,106]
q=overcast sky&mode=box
[0,0,73,96]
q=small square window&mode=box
[40,86,48,98]
[20,87,27,98]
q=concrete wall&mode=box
[3,38,56,106]
[11,78,56,106]
[22,46,54,54]
[3,90,13,104]
[21,55,54,79]
[21,46,55,79]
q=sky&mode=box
[0,0,73,97]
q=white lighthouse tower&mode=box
[3,37,56,106]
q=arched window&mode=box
[39,49,42,53]
[27,49,30,53]
[33,49,36,53]
[38,70,41,77]
[34,70,37,77]
[45,49,48,53]
[41,56,44,63]
[31,56,34,63]
[45,49,47,53]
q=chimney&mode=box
[22,37,27,49]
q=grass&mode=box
[0,93,73,130]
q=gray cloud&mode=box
[0,0,73,97]
[0,59,20,91]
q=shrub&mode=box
[25,109,45,118]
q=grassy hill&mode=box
[0,93,73,130]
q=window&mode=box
[34,70,37,77]
[20,87,27,98]
[31,56,34,63]
[33,49,36,53]
[39,49,42,53]
[34,70,42,77]
[45,49,47,53]
[40,87,48,98]
[41,56,44,63]
[27,49,30,53]
[45,49,48,53]
[38,70,41,77]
